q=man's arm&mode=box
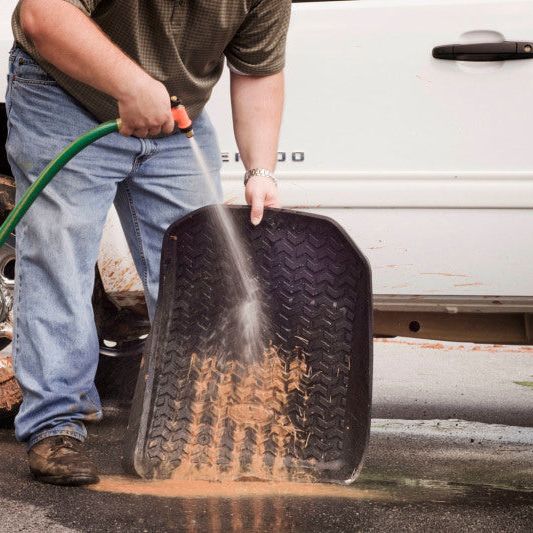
[230,70,284,225]
[20,0,174,137]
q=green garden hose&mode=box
[0,100,194,248]
[0,119,120,247]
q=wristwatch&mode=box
[243,168,278,187]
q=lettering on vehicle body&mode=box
[221,152,305,163]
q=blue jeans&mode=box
[5,46,222,447]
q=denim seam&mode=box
[143,139,158,159]
[28,428,86,449]
[12,77,57,87]
[5,77,13,123]
[85,388,102,413]
[122,180,149,289]
[12,220,25,378]
[131,140,158,171]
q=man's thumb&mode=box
[251,194,264,226]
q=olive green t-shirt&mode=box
[11,0,291,122]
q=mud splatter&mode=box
[376,338,533,355]
[420,272,469,278]
[0,177,15,213]
[98,258,143,294]
[0,355,22,414]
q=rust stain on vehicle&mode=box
[453,282,484,287]
[416,74,433,84]
[420,272,470,278]
[376,264,414,269]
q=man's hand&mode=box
[117,77,175,137]
[245,176,280,226]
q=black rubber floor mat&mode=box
[124,206,372,484]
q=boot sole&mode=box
[32,473,100,486]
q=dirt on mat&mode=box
[156,345,313,483]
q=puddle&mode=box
[84,475,533,533]
[89,475,533,506]
[90,477,382,500]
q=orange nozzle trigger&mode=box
[171,105,192,131]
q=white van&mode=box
[1,0,533,352]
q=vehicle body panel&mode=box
[208,0,533,303]
[2,0,533,316]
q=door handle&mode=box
[433,41,533,61]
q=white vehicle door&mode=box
[208,0,533,310]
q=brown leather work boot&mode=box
[28,435,99,486]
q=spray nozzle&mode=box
[170,96,194,137]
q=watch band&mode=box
[244,168,278,187]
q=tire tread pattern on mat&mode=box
[124,207,372,483]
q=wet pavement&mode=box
[0,338,532,532]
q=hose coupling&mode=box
[170,96,194,137]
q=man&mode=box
[6,0,290,485]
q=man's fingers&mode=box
[148,126,162,137]
[119,123,133,137]
[265,188,281,208]
[162,115,176,135]
[250,192,265,226]
[245,178,280,225]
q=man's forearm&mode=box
[20,0,175,137]
[20,0,150,101]
[230,71,285,173]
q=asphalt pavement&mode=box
[0,337,531,532]
[372,338,533,427]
